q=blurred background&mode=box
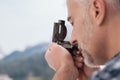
[0,0,72,80]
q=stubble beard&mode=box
[79,13,102,68]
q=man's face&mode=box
[67,0,107,67]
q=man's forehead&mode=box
[67,0,86,7]
[67,0,83,20]
[67,0,79,6]
[67,0,84,3]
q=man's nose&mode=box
[70,29,77,45]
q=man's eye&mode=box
[67,16,74,26]
[69,20,73,26]
[71,22,74,26]
[70,21,74,26]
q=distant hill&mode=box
[0,47,5,59]
[0,42,55,80]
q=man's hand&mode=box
[45,43,74,70]
[45,43,79,80]
[45,43,98,80]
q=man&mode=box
[45,0,120,80]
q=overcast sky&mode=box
[0,0,72,54]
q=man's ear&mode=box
[90,0,105,26]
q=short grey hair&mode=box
[76,0,120,11]
[106,0,120,10]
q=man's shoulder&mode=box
[90,52,120,80]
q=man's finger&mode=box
[75,61,83,68]
[74,56,84,63]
